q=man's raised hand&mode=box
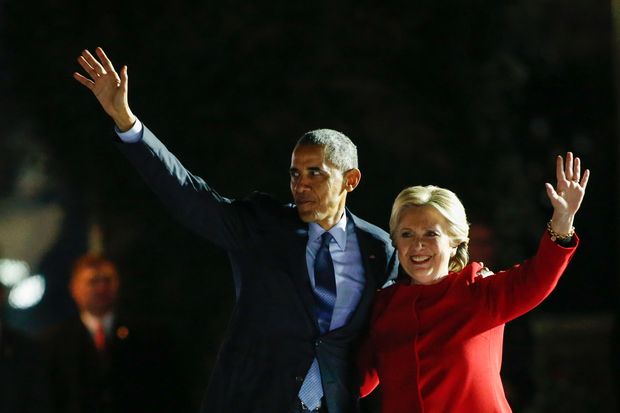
[74,47,136,131]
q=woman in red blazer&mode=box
[359,153,589,413]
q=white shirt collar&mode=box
[308,212,348,251]
[80,311,114,335]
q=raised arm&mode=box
[73,48,267,251]
[545,152,590,238]
[472,152,589,327]
[74,47,136,132]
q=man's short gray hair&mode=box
[295,129,358,172]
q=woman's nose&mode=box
[411,237,424,249]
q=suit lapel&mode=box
[286,210,395,335]
[349,212,388,292]
[320,212,384,334]
[287,225,320,334]
[350,224,381,328]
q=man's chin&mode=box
[297,209,318,223]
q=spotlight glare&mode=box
[8,275,46,309]
[0,259,30,287]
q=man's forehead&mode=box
[75,266,118,281]
[290,145,331,166]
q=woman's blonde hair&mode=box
[389,185,470,272]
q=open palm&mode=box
[545,152,589,216]
[74,48,135,131]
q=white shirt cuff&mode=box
[115,119,143,143]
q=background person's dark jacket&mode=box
[42,315,185,413]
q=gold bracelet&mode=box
[546,220,575,242]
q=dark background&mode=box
[0,1,616,411]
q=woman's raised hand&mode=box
[545,152,590,235]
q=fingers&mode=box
[556,155,566,183]
[73,72,94,90]
[545,182,559,201]
[96,47,116,75]
[75,48,123,92]
[545,182,565,209]
[557,152,583,183]
[81,49,106,76]
[573,156,581,183]
[564,152,574,181]
[548,154,589,215]
[77,55,98,80]
[120,65,129,92]
[580,168,590,189]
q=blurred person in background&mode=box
[42,254,186,413]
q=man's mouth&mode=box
[296,198,314,206]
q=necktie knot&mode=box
[320,231,333,247]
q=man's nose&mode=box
[294,176,311,191]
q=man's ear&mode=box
[343,168,361,192]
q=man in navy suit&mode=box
[73,47,398,413]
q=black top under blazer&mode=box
[116,125,398,413]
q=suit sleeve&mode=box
[473,232,579,326]
[115,125,264,250]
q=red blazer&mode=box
[359,232,578,413]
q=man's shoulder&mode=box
[2,325,34,347]
[41,316,86,342]
[1,325,44,366]
[348,211,392,246]
[244,191,288,207]
[242,191,298,220]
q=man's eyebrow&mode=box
[289,166,323,172]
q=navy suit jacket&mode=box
[117,126,398,413]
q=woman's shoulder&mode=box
[450,262,498,286]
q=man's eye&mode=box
[290,171,299,178]
[400,231,412,238]
[426,231,439,237]
[310,170,321,176]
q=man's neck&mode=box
[316,207,347,230]
[80,310,114,333]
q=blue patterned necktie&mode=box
[313,232,337,332]
[298,232,337,410]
